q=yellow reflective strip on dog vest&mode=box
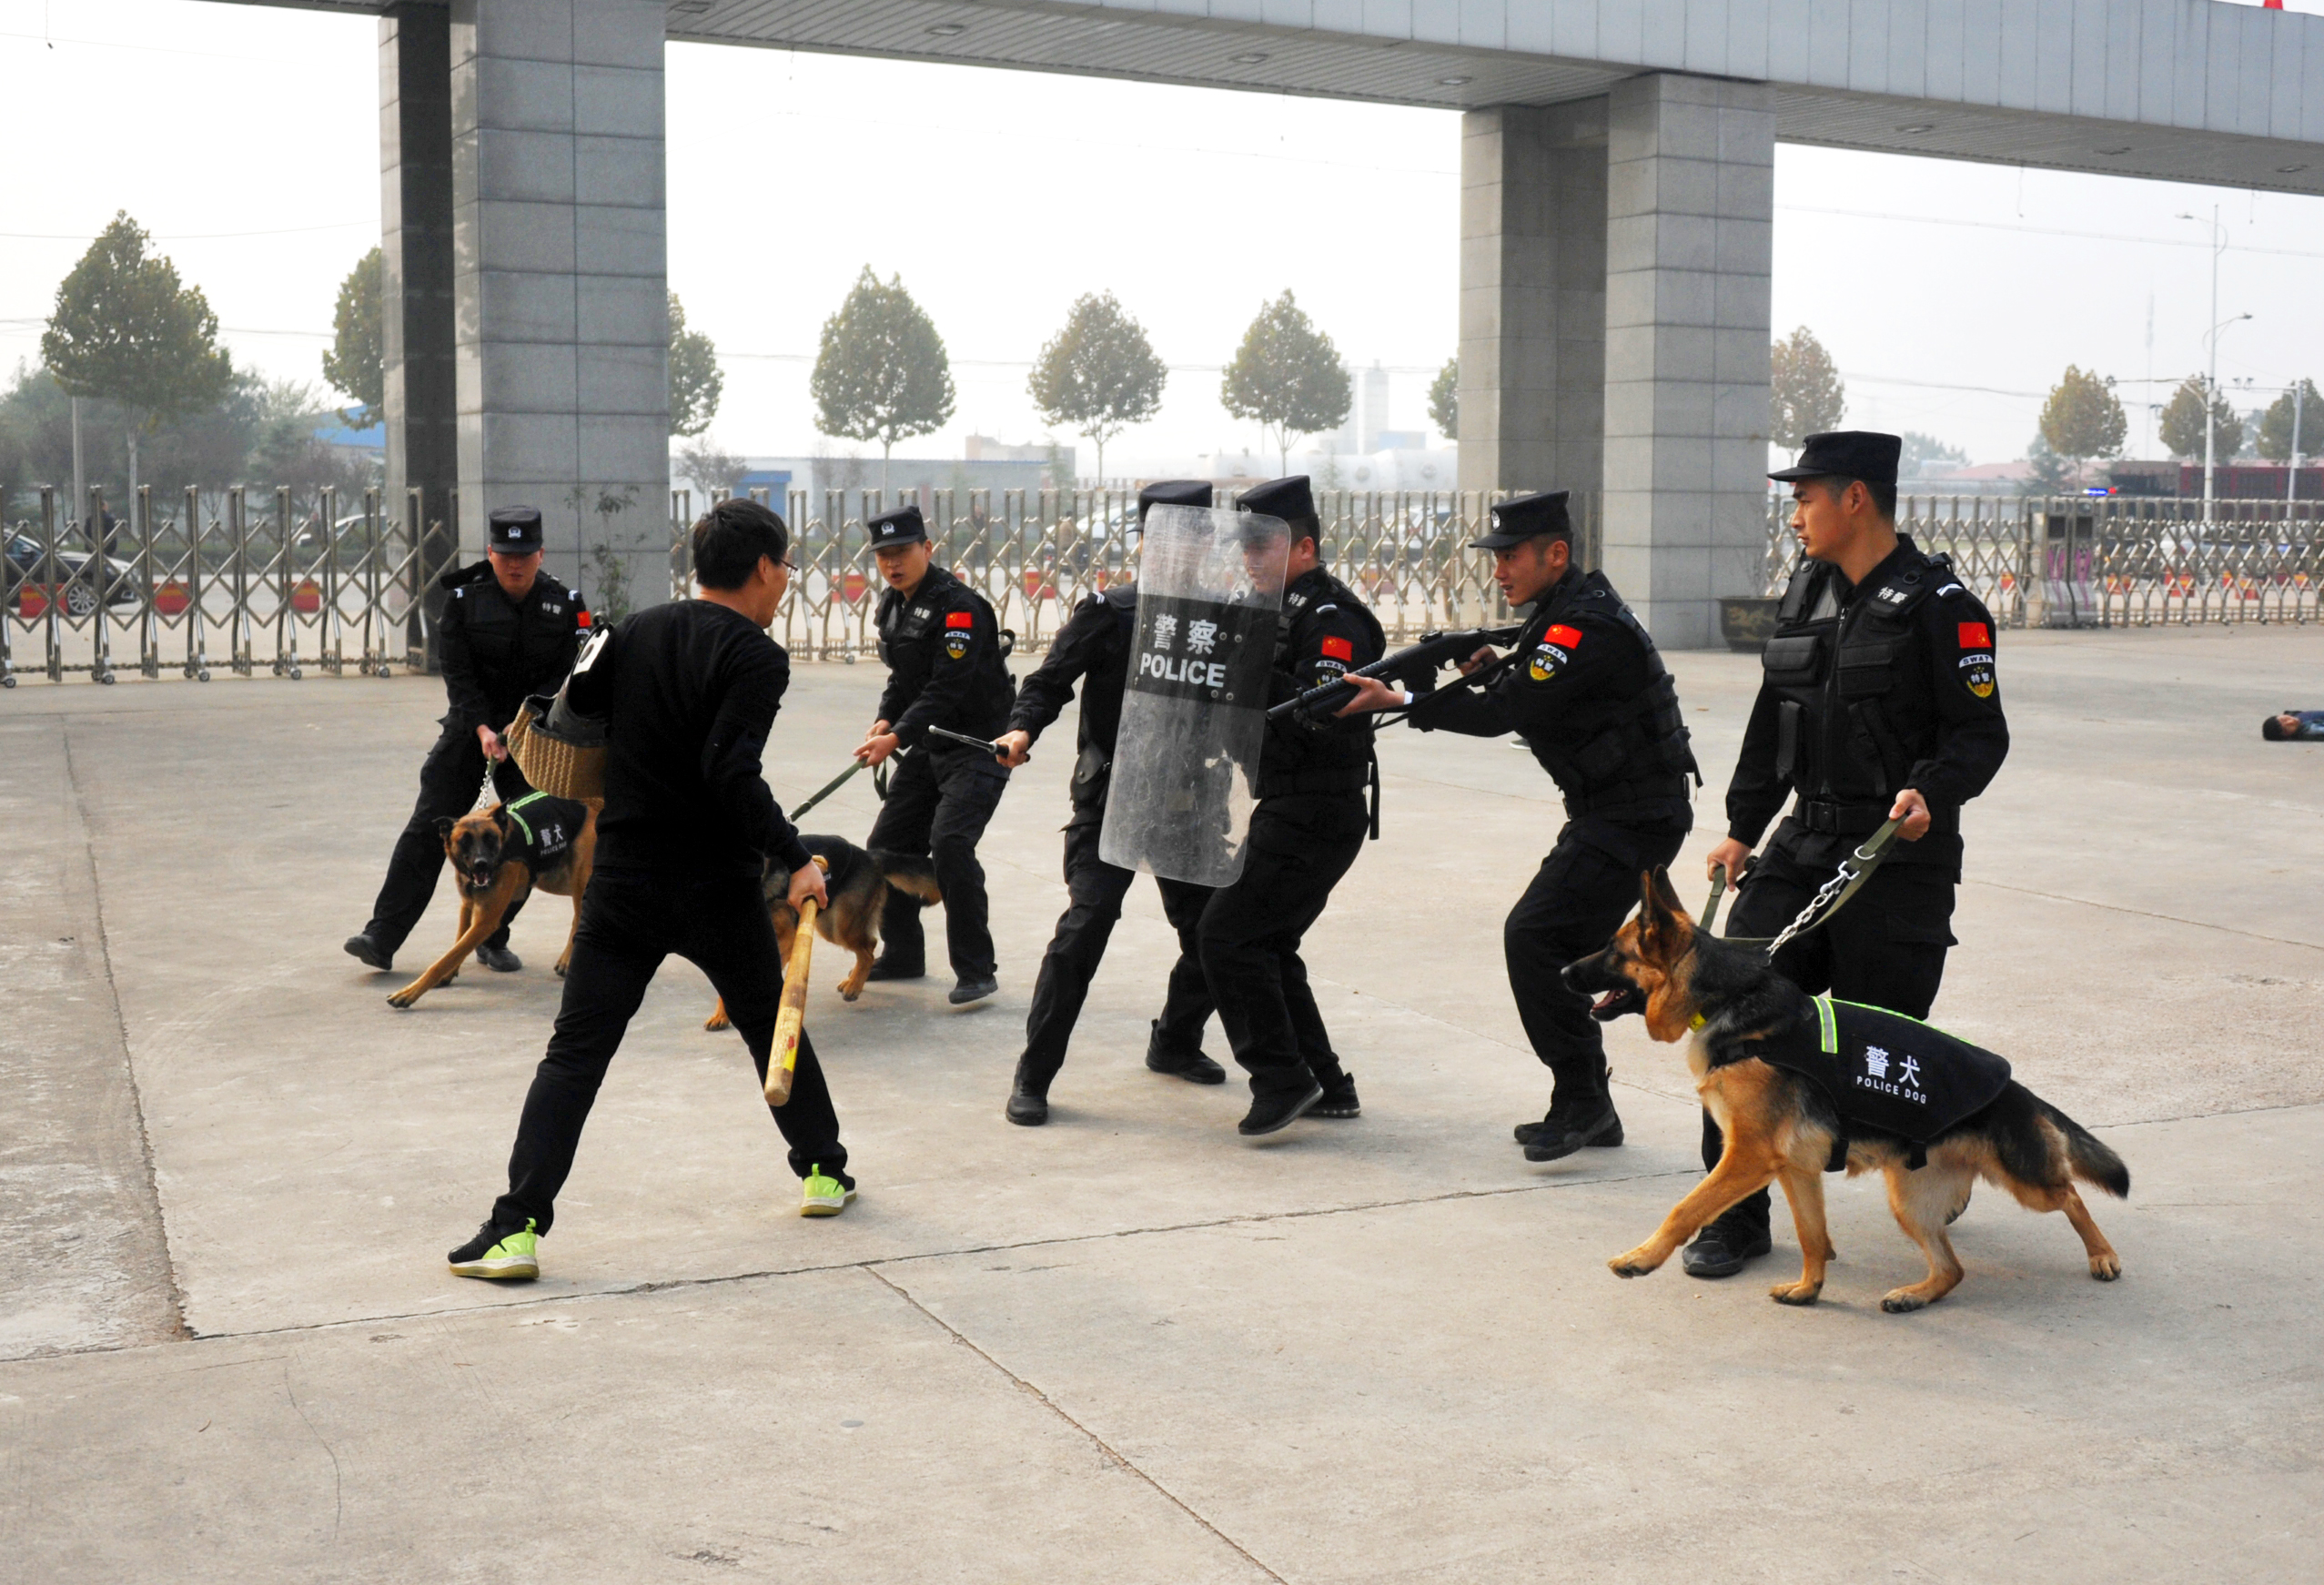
[502,790,547,845]
[1814,994,1837,1055]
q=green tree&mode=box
[1770,327,1844,457]
[2036,365,2127,474]
[2256,379,2323,463]
[42,211,235,501]
[674,437,748,506]
[1219,290,1351,474]
[2022,433,2076,497]
[668,291,722,439]
[1026,291,1166,483]
[1427,354,1458,440]
[321,246,383,428]
[2158,375,2245,461]
[810,267,955,491]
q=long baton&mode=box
[763,856,829,1107]
[787,759,866,823]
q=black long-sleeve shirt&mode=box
[873,565,1015,751]
[1007,584,1134,755]
[563,599,811,877]
[434,561,588,732]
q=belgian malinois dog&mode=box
[1562,868,2128,1313]
[702,833,941,1030]
[387,792,597,1009]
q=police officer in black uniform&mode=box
[1687,430,2010,1277]
[1190,476,1384,1136]
[1335,490,1698,1157]
[346,506,588,974]
[994,481,1226,1126]
[854,504,1015,1005]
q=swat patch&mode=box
[1528,641,1568,682]
[1959,651,1996,699]
[943,631,970,660]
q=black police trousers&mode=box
[1018,817,1214,1085]
[1197,792,1364,1101]
[1506,817,1690,1106]
[366,721,533,954]
[491,866,848,1237]
[867,746,1010,980]
[1707,843,1957,1235]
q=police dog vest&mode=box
[501,791,587,871]
[1754,996,2013,1166]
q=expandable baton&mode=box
[787,759,866,823]
[1265,623,1523,722]
[924,723,1010,761]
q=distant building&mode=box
[2107,459,2324,500]
[711,449,1076,515]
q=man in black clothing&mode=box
[346,505,587,974]
[1190,476,1383,1136]
[993,480,1225,1126]
[854,504,1016,1005]
[1689,430,2010,1278]
[1336,490,1698,1158]
[447,500,852,1282]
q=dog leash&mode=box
[1722,817,1905,957]
[788,760,867,823]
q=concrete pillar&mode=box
[1600,74,1774,648]
[379,4,458,579]
[1456,102,1609,499]
[449,0,669,601]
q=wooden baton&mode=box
[763,856,828,1106]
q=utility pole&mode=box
[2292,380,2306,506]
[2178,207,2248,526]
[70,395,85,544]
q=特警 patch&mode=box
[1958,649,1996,699]
[1527,624,1580,682]
[943,629,971,660]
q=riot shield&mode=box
[1099,505,1291,886]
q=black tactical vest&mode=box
[1258,568,1385,798]
[1757,541,1954,836]
[1521,570,1699,823]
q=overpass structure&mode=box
[268,0,2324,643]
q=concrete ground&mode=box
[3,623,2320,1582]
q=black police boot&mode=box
[343,933,393,972]
[475,943,521,973]
[1514,1110,1627,1149]
[1144,1022,1226,1085]
[1237,1081,1324,1137]
[1310,1069,1360,1119]
[1005,1058,1050,1126]
[1681,1210,1773,1278]
[948,974,998,1005]
[864,956,925,983]
[1521,1099,1624,1162]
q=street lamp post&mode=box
[2178,207,2253,526]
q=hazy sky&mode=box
[7,0,2324,476]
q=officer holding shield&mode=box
[1336,490,1697,1158]
[1195,476,1383,1136]
[1683,431,2009,1277]
[993,481,1226,1126]
[854,504,1015,1005]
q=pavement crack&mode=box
[281,1358,343,1540]
[60,720,191,1342]
[1963,876,2324,952]
[863,1266,1288,1584]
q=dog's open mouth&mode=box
[1589,986,1644,1022]
[468,865,496,889]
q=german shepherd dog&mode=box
[387,801,597,1009]
[1561,869,2128,1313]
[702,833,941,1030]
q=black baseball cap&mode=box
[1137,480,1213,525]
[1769,431,1903,487]
[866,504,927,549]
[489,506,544,552]
[1470,490,1572,549]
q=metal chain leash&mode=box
[1728,817,1905,958]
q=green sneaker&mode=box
[800,1165,855,1217]
[447,1217,539,1279]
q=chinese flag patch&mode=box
[576,609,591,628]
[1546,624,1582,648]
[1321,636,1354,661]
[1957,621,1991,650]
[945,611,974,629]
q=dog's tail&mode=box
[872,849,941,905]
[2042,1099,2130,1198]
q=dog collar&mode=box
[1689,1013,1706,1031]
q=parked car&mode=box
[5,531,139,617]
